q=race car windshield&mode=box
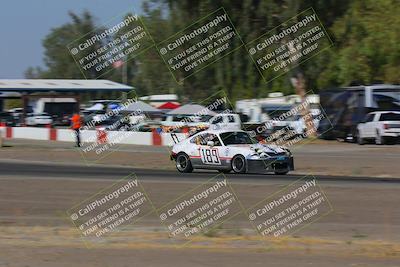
[220,132,255,145]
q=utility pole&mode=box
[121,57,128,101]
[122,59,128,85]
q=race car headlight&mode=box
[249,153,261,159]
[249,152,269,159]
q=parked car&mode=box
[95,115,131,131]
[8,108,24,126]
[133,120,161,132]
[318,84,400,141]
[0,111,16,126]
[161,114,210,129]
[356,111,400,145]
[25,113,53,126]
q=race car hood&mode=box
[227,143,287,154]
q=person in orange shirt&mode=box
[71,113,82,147]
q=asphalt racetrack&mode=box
[1,159,399,182]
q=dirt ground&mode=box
[3,244,400,267]
[0,173,400,266]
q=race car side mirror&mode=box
[207,141,214,147]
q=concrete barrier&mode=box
[13,127,48,140]
[0,126,187,146]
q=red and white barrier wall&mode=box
[0,125,186,146]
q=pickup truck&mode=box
[161,113,241,132]
[25,112,53,126]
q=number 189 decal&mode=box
[200,148,221,165]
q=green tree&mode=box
[28,0,399,102]
[40,11,99,79]
[318,0,400,87]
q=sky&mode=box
[0,0,143,78]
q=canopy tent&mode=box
[158,102,180,110]
[85,103,104,111]
[124,101,162,113]
[167,104,217,116]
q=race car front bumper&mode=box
[246,156,294,174]
[170,152,177,161]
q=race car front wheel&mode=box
[231,155,246,173]
[176,153,193,173]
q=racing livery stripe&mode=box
[190,155,231,160]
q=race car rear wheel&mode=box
[176,153,193,173]
[231,155,246,173]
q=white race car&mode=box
[170,130,294,175]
